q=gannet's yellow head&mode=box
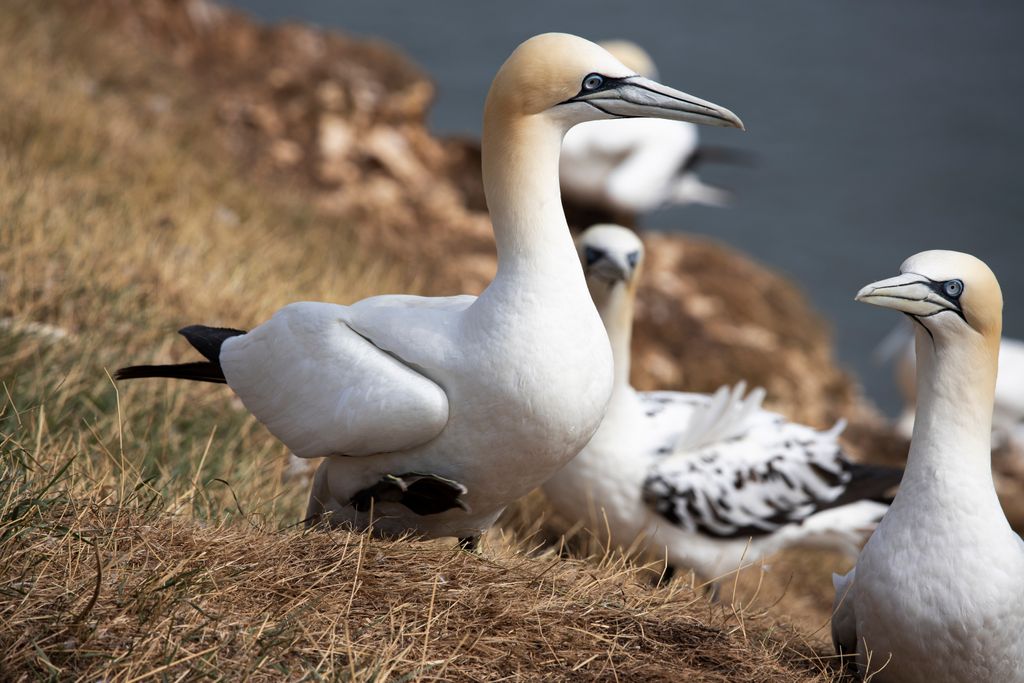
[578,224,644,302]
[598,40,658,80]
[856,250,1003,348]
[485,33,743,132]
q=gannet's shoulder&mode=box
[346,294,477,370]
[640,392,854,538]
[353,293,477,313]
[220,300,450,458]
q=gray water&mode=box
[225,0,1024,415]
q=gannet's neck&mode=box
[593,282,637,390]
[907,327,999,488]
[482,113,580,284]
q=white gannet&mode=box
[878,322,1024,452]
[832,250,1024,682]
[560,41,745,218]
[541,225,899,585]
[115,34,744,546]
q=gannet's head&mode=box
[578,224,644,301]
[598,40,658,80]
[856,250,1003,346]
[486,33,743,132]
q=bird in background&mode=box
[542,224,900,591]
[559,40,750,225]
[876,321,1024,457]
[833,250,1024,682]
[113,34,745,548]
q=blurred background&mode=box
[225,0,1024,414]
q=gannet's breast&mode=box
[849,500,1024,682]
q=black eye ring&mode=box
[943,279,964,299]
[582,73,605,91]
[584,246,605,266]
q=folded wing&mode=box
[220,301,452,458]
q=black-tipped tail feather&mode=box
[114,325,246,385]
[114,361,227,384]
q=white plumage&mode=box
[116,34,744,542]
[834,250,1024,682]
[542,225,897,582]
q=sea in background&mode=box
[225,0,1024,415]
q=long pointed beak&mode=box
[588,255,633,283]
[855,273,955,316]
[573,76,744,130]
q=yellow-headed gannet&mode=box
[878,322,1024,453]
[560,41,746,218]
[541,225,900,586]
[115,34,744,546]
[833,250,1024,682]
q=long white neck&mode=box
[906,326,1000,501]
[481,113,584,290]
[593,281,636,390]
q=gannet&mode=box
[542,225,899,585]
[560,41,744,219]
[832,251,1024,682]
[879,323,1024,452]
[114,34,744,545]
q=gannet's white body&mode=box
[833,250,1024,682]
[560,42,736,215]
[116,34,744,541]
[543,226,897,580]
[882,323,1024,450]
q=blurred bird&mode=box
[834,250,1024,682]
[559,40,749,224]
[877,322,1024,453]
[114,34,744,546]
[542,225,899,589]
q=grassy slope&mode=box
[0,2,840,680]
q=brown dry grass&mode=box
[0,1,850,680]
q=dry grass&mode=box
[0,1,847,680]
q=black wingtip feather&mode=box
[114,361,227,384]
[831,463,904,509]
[178,325,246,363]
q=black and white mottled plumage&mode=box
[542,225,901,582]
[640,387,886,540]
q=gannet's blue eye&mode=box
[626,251,640,270]
[584,246,605,266]
[582,74,605,91]
[943,279,964,298]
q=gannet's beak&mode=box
[567,76,744,130]
[855,273,959,317]
[584,246,638,284]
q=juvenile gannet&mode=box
[879,323,1024,452]
[833,251,1024,682]
[115,34,744,544]
[560,41,745,219]
[542,225,899,584]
